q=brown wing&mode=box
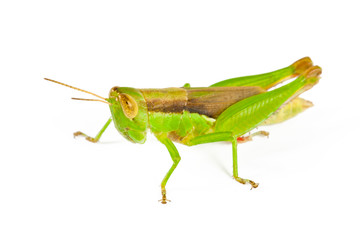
[185,86,265,118]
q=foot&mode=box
[237,131,269,143]
[234,177,259,189]
[73,131,98,143]
[159,189,171,204]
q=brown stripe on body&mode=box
[140,86,265,118]
[140,88,187,113]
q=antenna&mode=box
[71,97,111,105]
[44,78,107,101]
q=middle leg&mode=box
[156,134,181,204]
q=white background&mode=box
[1,1,359,239]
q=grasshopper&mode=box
[45,57,321,204]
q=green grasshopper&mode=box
[45,57,321,204]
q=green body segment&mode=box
[148,111,215,143]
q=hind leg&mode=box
[210,57,313,89]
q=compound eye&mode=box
[118,93,138,119]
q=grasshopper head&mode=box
[44,78,148,144]
[108,87,148,144]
